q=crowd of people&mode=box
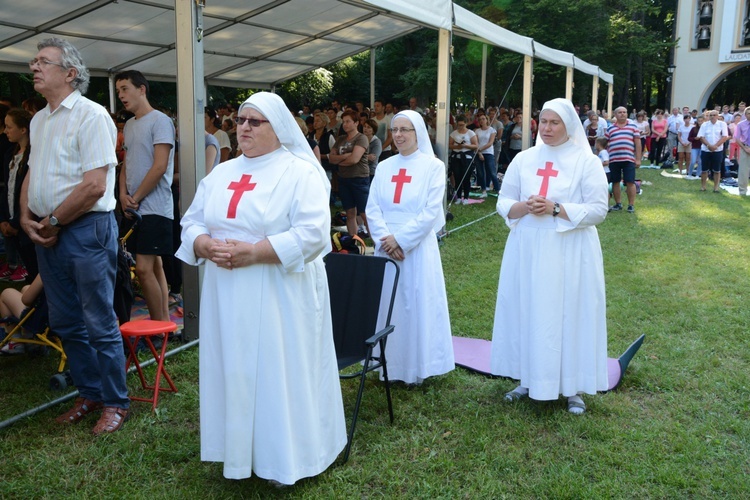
[2,34,750,488]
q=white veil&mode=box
[239,92,329,190]
[392,110,433,156]
[538,98,592,154]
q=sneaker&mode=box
[459,197,466,205]
[609,203,622,212]
[479,191,488,199]
[0,263,11,279]
[627,205,635,213]
[0,341,25,355]
[8,267,27,282]
[168,292,183,306]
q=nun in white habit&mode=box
[490,98,609,414]
[176,92,346,484]
[366,110,455,384]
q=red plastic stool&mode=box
[120,320,178,411]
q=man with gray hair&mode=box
[20,38,129,435]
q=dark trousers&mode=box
[649,137,666,164]
[451,153,474,199]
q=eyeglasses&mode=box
[390,127,415,134]
[234,116,270,127]
[29,58,65,69]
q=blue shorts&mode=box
[338,176,370,213]
[609,161,636,184]
[700,151,723,173]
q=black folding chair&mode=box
[325,253,399,463]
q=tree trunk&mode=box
[633,55,644,111]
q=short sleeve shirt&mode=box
[123,109,175,218]
[697,120,728,152]
[28,91,117,216]
[332,132,370,178]
[605,122,639,163]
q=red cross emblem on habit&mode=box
[391,168,412,204]
[536,162,558,197]
[226,174,256,219]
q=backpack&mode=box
[331,232,367,255]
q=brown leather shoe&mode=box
[92,406,130,436]
[55,397,103,424]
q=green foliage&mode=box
[327,52,372,105]
[456,0,677,109]
[276,67,334,110]
[207,86,254,109]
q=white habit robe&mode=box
[366,150,455,384]
[490,139,609,400]
[176,148,346,483]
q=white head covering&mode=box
[538,98,591,153]
[392,110,433,156]
[238,92,329,189]
[392,110,445,232]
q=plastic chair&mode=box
[325,253,400,462]
[120,320,178,411]
[0,293,71,390]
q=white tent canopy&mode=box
[533,41,574,68]
[0,1,610,105]
[0,0,450,88]
[453,4,533,57]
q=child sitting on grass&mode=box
[0,274,43,355]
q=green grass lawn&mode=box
[1,168,748,498]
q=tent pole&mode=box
[370,48,376,110]
[108,75,116,114]
[435,28,452,166]
[480,44,487,108]
[592,74,599,113]
[436,28,452,225]
[565,66,573,101]
[522,55,533,150]
[174,0,205,342]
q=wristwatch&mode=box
[552,202,561,217]
[49,214,63,228]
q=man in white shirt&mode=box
[697,110,729,192]
[20,37,129,435]
[667,107,682,155]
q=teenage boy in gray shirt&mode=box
[116,70,174,321]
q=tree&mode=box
[276,67,334,110]
[458,0,677,110]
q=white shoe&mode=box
[479,192,487,198]
[1,341,25,355]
